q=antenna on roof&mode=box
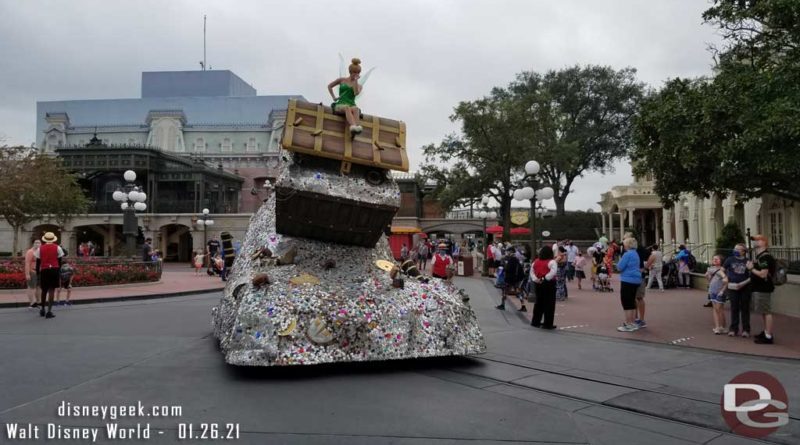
[201,14,207,71]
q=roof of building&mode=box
[37,94,303,136]
[141,70,257,98]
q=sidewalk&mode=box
[487,273,800,359]
[0,263,225,308]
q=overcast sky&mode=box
[0,0,721,211]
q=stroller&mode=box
[661,260,680,289]
[594,264,613,292]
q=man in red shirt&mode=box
[35,232,65,319]
[431,243,454,280]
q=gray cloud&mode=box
[0,0,720,210]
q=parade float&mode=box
[211,60,485,366]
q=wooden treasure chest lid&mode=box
[281,99,409,172]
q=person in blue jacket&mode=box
[617,238,642,332]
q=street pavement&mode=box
[0,276,797,444]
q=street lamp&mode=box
[477,196,497,276]
[112,169,147,257]
[196,208,215,267]
[513,160,554,257]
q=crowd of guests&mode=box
[489,233,779,345]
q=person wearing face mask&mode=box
[430,243,453,280]
[747,234,776,345]
[722,243,752,338]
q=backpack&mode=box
[759,251,788,287]
[773,260,788,286]
[686,253,697,271]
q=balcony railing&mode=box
[89,200,238,214]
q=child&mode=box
[706,255,728,334]
[193,250,205,276]
[573,252,587,290]
[56,260,75,306]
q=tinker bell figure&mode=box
[327,56,374,136]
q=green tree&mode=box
[716,220,746,250]
[0,147,89,255]
[633,0,800,203]
[422,90,530,239]
[510,66,644,215]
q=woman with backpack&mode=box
[675,245,693,288]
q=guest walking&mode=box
[530,246,558,330]
[616,238,642,332]
[555,246,568,301]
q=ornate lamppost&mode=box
[196,208,215,267]
[513,160,554,257]
[112,170,147,257]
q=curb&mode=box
[0,287,225,309]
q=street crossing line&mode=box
[559,324,588,330]
[669,336,694,345]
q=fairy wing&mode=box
[337,53,376,99]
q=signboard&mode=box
[542,230,551,237]
[511,210,529,226]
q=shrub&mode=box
[717,220,745,250]
[0,259,161,289]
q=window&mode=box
[128,138,136,145]
[221,138,232,152]
[194,137,206,152]
[769,211,785,247]
[247,137,257,152]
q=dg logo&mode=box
[721,371,790,439]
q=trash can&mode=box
[457,255,474,276]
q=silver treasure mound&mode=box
[211,99,486,366]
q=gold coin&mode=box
[375,260,395,272]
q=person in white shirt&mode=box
[565,240,579,282]
[645,244,665,292]
[491,243,503,271]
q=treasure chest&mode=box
[280,99,409,182]
[275,184,398,247]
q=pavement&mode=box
[0,263,225,308]
[0,275,797,444]
[488,273,800,360]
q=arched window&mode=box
[104,179,122,208]
[194,137,206,152]
[247,137,257,152]
[221,138,232,152]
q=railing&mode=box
[696,246,800,274]
[88,201,238,214]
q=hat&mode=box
[41,232,58,243]
[437,243,447,249]
[751,234,769,246]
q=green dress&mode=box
[335,82,357,107]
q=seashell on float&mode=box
[278,318,297,336]
[307,317,334,344]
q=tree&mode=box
[716,220,745,250]
[422,90,531,239]
[0,147,89,255]
[633,0,800,203]
[510,66,644,214]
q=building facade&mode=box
[0,70,302,257]
[600,167,800,317]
